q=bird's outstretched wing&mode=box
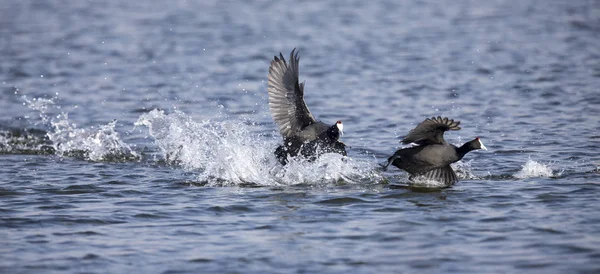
[401,116,461,145]
[267,48,316,138]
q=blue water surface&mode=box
[1,0,599,273]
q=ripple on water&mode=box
[315,197,371,205]
[0,188,25,197]
[59,184,105,194]
[206,205,256,213]
[52,231,104,236]
[37,203,78,210]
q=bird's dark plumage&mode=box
[401,116,461,145]
[384,116,486,186]
[267,49,346,164]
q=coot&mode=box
[267,49,346,164]
[383,116,486,186]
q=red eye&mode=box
[337,120,342,124]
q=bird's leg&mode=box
[381,155,399,171]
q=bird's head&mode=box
[472,137,487,151]
[326,120,343,141]
[336,120,343,136]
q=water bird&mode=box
[383,116,487,186]
[267,49,346,164]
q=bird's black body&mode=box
[267,49,346,165]
[275,136,347,164]
[384,116,486,186]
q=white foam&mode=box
[49,117,138,161]
[23,96,138,161]
[135,109,381,186]
[452,160,479,180]
[514,159,554,179]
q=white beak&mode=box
[478,138,487,151]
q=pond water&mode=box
[1,0,599,273]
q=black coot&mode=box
[267,49,346,164]
[383,116,487,186]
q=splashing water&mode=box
[452,160,479,180]
[0,128,52,154]
[135,109,382,186]
[22,96,139,161]
[514,159,555,179]
[22,97,56,125]
[49,116,139,161]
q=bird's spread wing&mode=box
[267,48,316,138]
[401,116,461,145]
